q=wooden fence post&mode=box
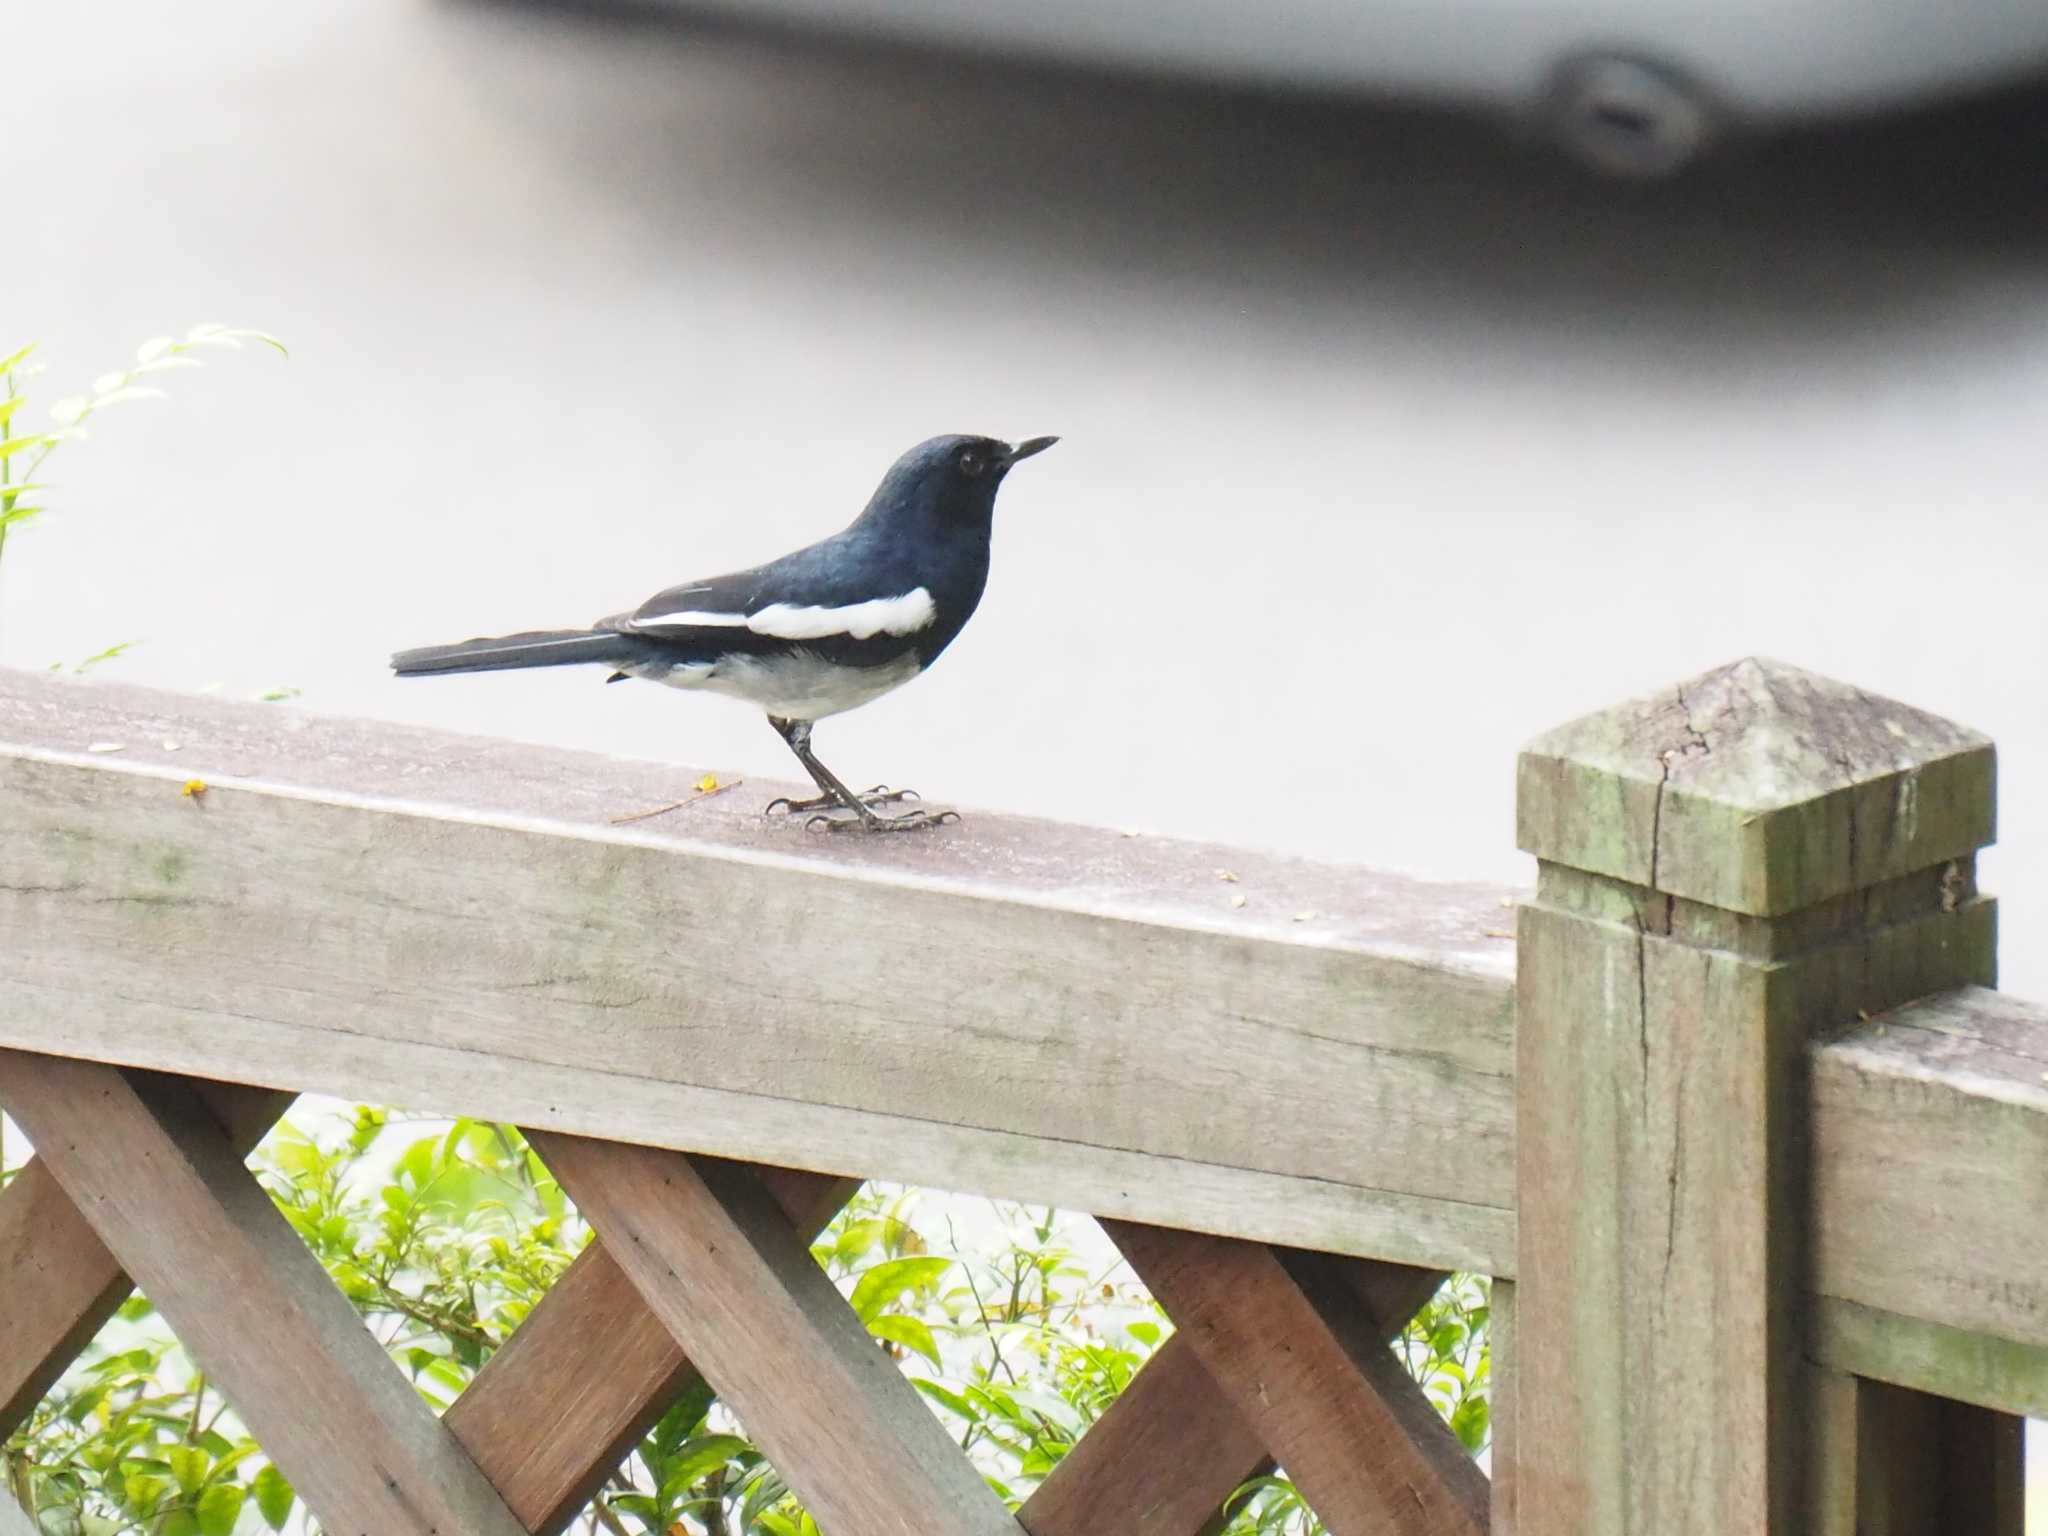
[1509,657,2008,1535]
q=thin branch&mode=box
[947,1216,1020,1388]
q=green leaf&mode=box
[847,1255,953,1323]
[162,1512,201,1536]
[866,1312,942,1368]
[831,1217,889,1266]
[122,1468,170,1512]
[196,1482,245,1536]
[655,1433,752,1501]
[253,1462,295,1529]
[0,396,24,425]
[0,342,35,375]
[168,1443,211,1495]
[0,505,45,529]
[72,641,136,673]
[910,1377,978,1422]
[0,432,54,458]
[606,1492,660,1530]
[91,385,169,408]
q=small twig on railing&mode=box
[608,778,742,825]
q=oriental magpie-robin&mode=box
[391,433,1056,831]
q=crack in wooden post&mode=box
[1515,658,2013,1536]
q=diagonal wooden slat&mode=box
[1021,1256,1447,1536]
[446,1166,859,1535]
[0,1054,525,1536]
[1104,1219,1488,1536]
[532,1133,1020,1536]
[0,1081,291,1436]
[1020,1333,1264,1536]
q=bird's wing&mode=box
[607,542,937,651]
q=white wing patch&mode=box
[748,588,935,640]
[639,588,935,642]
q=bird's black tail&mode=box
[390,629,633,677]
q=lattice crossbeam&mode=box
[0,1053,524,1535]
[0,1080,292,1434]
[444,1165,860,1532]
[0,1056,1493,1536]
[1107,1221,1488,1536]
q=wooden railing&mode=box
[0,656,2041,1535]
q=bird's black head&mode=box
[861,434,1058,540]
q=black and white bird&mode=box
[391,433,1056,831]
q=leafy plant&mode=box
[0,326,286,665]
[2,1111,1491,1536]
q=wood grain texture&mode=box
[1514,903,1787,1535]
[1811,987,2048,1354]
[0,671,1517,1276]
[1488,1280,1515,1536]
[1514,661,2004,1536]
[0,1080,291,1436]
[1517,657,1993,917]
[1810,1298,2048,1420]
[1020,1256,1446,1536]
[1105,1221,1488,1536]
[1019,1335,1267,1536]
[1817,1379,2025,1536]
[447,1166,857,1536]
[531,1134,1019,1536]
[0,1055,523,1536]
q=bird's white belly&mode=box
[632,648,924,721]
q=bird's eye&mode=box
[958,450,986,478]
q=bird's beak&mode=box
[1004,436,1059,465]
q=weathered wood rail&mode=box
[0,657,2041,1535]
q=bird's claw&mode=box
[766,785,921,817]
[802,806,960,834]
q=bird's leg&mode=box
[762,717,952,832]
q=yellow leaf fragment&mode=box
[696,772,720,793]
[181,778,208,799]
[1215,869,1239,883]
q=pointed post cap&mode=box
[1517,658,1994,917]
